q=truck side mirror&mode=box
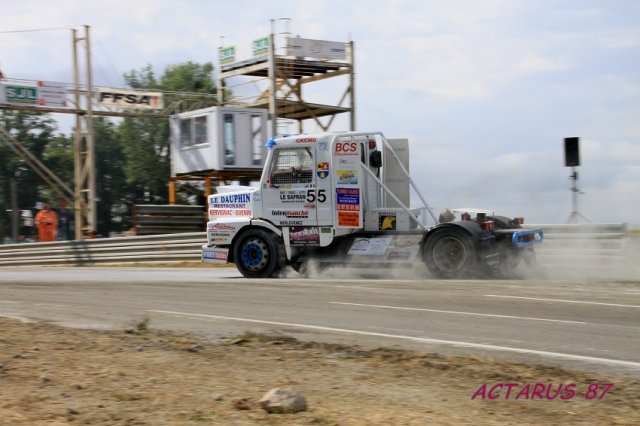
[370,150,382,168]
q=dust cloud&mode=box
[288,227,639,282]
[532,229,639,282]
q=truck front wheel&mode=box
[423,228,477,278]
[234,229,284,278]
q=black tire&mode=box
[233,228,284,278]
[423,228,477,278]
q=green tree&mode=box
[161,61,216,94]
[43,133,74,186]
[0,110,62,241]
[116,117,170,204]
[93,118,127,235]
[123,64,159,90]
[119,61,218,205]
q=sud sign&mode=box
[97,89,164,110]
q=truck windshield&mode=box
[270,147,314,186]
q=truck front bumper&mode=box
[201,245,230,264]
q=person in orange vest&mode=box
[34,203,58,242]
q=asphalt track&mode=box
[0,267,638,377]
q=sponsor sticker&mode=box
[316,162,329,179]
[348,236,392,255]
[208,223,237,231]
[279,190,307,203]
[209,236,229,244]
[209,208,251,217]
[336,188,360,211]
[210,193,251,205]
[338,211,360,227]
[337,169,358,185]
[272,210,309,218]
[289,226,320,246]
[209,193,252,217]
[379,214,396,230]
[317,138,330,151]
[334,141,359,155]
[202,248,228,261]
[280,220,303,226]
[296,137,316,143]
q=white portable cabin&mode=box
[170,106,269,175]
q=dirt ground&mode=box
[0,317,638,425]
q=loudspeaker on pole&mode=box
[564,137,580,167]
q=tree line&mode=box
[0,61,217,241]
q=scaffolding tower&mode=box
[217,22,355,137]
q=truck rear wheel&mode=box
[423,228,477,278]
[234,229,283,278]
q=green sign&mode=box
[4,85,37,104]
[219,46,236,64]
[252,37,269,56]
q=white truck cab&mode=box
[202,131,542,278]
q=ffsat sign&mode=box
[96,88,164,110]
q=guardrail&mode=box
[132,204,205,235]
[0,224,634,279]
[0,232,206,267]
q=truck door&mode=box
[261,146,318,226]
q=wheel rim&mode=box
[240,237,269,272]
[432,236,467,272]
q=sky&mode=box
[1,0,639,225]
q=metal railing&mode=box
[0,232,205,267]
[132,204,205,235]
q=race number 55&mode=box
[306,189,326,203]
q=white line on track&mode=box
[0,314,35,323]
[485,295,640,308]
[147,309,640,370]
[329,302,587,324]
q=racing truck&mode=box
[202,131,543,278]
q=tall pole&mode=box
[349,40,355,131]
[269,21,277,137]
[84,25,96,235]
[71,26,96,239]
[571,168,578,216]
[10,177,18,242]
[217,37,225,107]
[72,28,83,239]
[569,167,579,223]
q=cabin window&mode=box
[223,114,235,165]
[179,119,192,147]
